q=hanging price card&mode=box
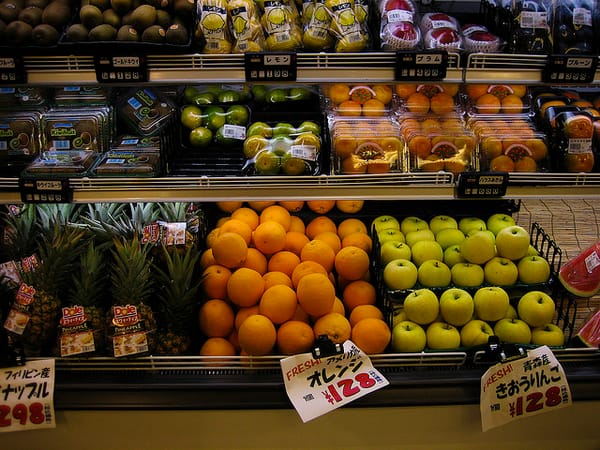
[0,359,56,433]
[480,345,571,432]
[395,50,448,81]
[94,55,148,83]
[456,172,509,198]
[244,52,297,82]
[280,340,388,423]
[0,57,26,84]
[542,54,598,84]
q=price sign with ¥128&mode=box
[280,340,389,423]
[0,359,56,433]
[480,345,571,432]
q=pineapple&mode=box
[153,245,202,355]
[106,235,157,358]
[57,241,110,357]
[12,224,87,356]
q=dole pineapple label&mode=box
[59,305,95,357]
[111,304,149,357]
[3,283,35,335]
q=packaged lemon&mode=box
[302,0,335,50]
[259,0,303,51]
[197,0,232,53]
[227,0,266,52]
[325,0,368,52]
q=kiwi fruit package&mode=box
[0,110,43,175]
[52,85,111,106]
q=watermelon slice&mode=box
[576,309,600,348]
[558,241,600,297]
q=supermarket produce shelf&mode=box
[17,52,600,86]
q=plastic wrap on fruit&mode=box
[507,0,552,53]
[420,12,460,32]
[325,0,368,52]
[559,241,600,297]
[197,0,232,53]
[423,26,463,50]
[550,0,595,54]
[228,0,266,52]
[378,0,419,50]
[302,0,335,50]
[259,0,303,51]
[462,24,504,52]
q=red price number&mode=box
[510,386,564,417]
[0,402,46,427]
[324,372,377,403]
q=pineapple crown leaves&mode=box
[79,203,137,241]
[128,203,161,235]
[35,204,85,233]
[0,204,41,260]
[66,240,111,308]
[110,235,155,306]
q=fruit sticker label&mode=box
[0,359,56,433]
[280,340,389,422]
[480,345,571,432]
[59,305,96,357]
[3,283,36,336]
[111,304,149,358]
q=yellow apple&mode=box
[391,320,427,352]
[403,288,440,325]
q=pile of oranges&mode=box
[324,84,394,117]
[198,199,392,357]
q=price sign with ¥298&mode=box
[0,359,56,432]
[280,340,389,422]
[480,345,571,432]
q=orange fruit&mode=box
[205,228,220,248]
[263,270,293,290]
[259,204,292,231]
[291,304,311,323]
[201,264,232,299]
[306,215,337,239]
[301,239,336,273]
[312,312,351,344]
[211,232,248,269]
[510,84,527,97]
[362,98,386,116]
[216,216,231,228]
[313,231,342,254]
[234,305,260,330]
[475,93,502,114]
[341,155,368,174]
[328,83,351,104]
[226,267,265,307]
[501,94,524,113]
[199,337,237,356]
[465,84,489,101]
[288,215,306,234]
[216,201,243,213]
[395,83,417,100]
[489,154,515,172]
[198,299,235,338]
[430,92,455,115]
[200,248,217,268]
[342,279,377,311]
[335,199,364,214]
[259,284,298,324]
[219,218,253,245]
[231,207,260,230]
[373,84,393,105]
[407,135,433,159]
[252,220,287,255]
[334,245,370,281]
[284,230,310,256]
[341,232,372,254]
[277,320,316,355]
[267,250,301,276]
[514,156,537,172]
[405,92,430,114]
[349,304,384,327]
[278,200,305,212]
[237,314,277,356]
[337,100,362,116]
[240,247,268,275]
[328,296,346,316]
[247,200,276,212]
[525,138,548,161]
[291,260,329,288]
[441,83,460,97]
[296,272,336,318]
[306,200,336,215]
[351,318,391,354]
[337,218,368,239]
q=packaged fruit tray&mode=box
[394,83,461,116]
[461,84,531,116]
[322,84,396,117]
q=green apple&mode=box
[460,230,496,265]
[391,320,427,352]
[380,240,411,266]
[180,105,203,129]
[410,240,443,267]
[486,213,516,236]
[405,229,435,247]
[403,288,439,325]
[378,228,406,245]
[495,225,530,261]
[443,244,466,268]
[526,244,539,256]
[483,256,519,286]
[504,304,518,319]
[517,290,555,327]
[435,228,465,250]
[371,215,400,233]
[383,258,418,291]
[439,287,474,326]
[531,323,565,347]
[392,309,408,327]
[400,216,429,235]
[429,215,458,235]
[460,319,494,347]
[451,262,485,287]
[458,216,487,235]
[426,321,461,350]
[517,255,551,284]
[417,259,451,288]
[494,318,532,344]
[473,286,509,321]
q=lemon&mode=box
[202,12,226,32]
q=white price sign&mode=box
[480,345,571,432]
[0,359,56,433]
[280,340,389,422]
